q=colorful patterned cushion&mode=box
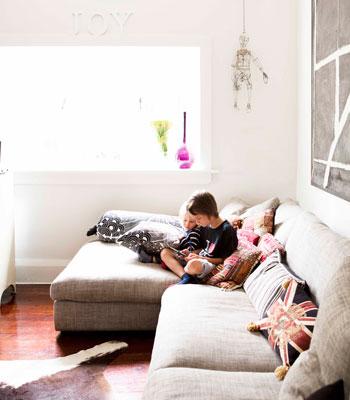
[238,238,260,251]
[227,215,243,229]
[241,208,275,236]
[247,279,318,380]
[258,233,285,261]
[243,250,305,318]
[237,229,260,246]
[203,243,262,291]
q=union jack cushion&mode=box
[248,279,318,379]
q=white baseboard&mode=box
[15,258,70,284]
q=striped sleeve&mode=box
[179,227,201,251]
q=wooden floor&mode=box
[0,284,155,400]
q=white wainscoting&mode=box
[16,259,69,284]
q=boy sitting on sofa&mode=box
[161,190,238,284]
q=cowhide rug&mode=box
[0,341,128,400]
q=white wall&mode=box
[0,0,298,281]
[297,0,350,239]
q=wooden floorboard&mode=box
[0,284,155,398]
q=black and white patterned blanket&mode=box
[88,210,184,254]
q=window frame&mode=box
[0,34,212,185]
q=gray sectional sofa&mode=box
[50,199,350,399]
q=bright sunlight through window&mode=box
[0,46,200,171]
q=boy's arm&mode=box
[186,229,201,252]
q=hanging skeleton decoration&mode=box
[231,0,268,112]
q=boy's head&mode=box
[186,190,219,227]
[179,202,197,230]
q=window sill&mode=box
[14,170,216,185]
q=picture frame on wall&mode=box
[311,0,350,202]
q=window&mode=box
[0,46,203,172]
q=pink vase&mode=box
[176,112,193,169]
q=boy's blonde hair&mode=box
[179,201,189,219]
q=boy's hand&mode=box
[185,253,205,262]
[184,252,197,261]
[181,249,190,256]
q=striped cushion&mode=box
[243,250,304,318]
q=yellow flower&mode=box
[151,120,172,156]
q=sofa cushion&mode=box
[240,197,280,219]
[258,233,285,261]
[241,208,275,236]
[244,250,305,318]
[312,266,350,398]
[274,200,303,246]
[237,228,260,245]
[248,279,318,380]
[149,285,281,374]
[204,244,262,291]
[50,241,179,303]
[143,368,281,400]
[285,211,350,304]
[279,351,323,400]
[279,264,350,399]
[220,197,250,219]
